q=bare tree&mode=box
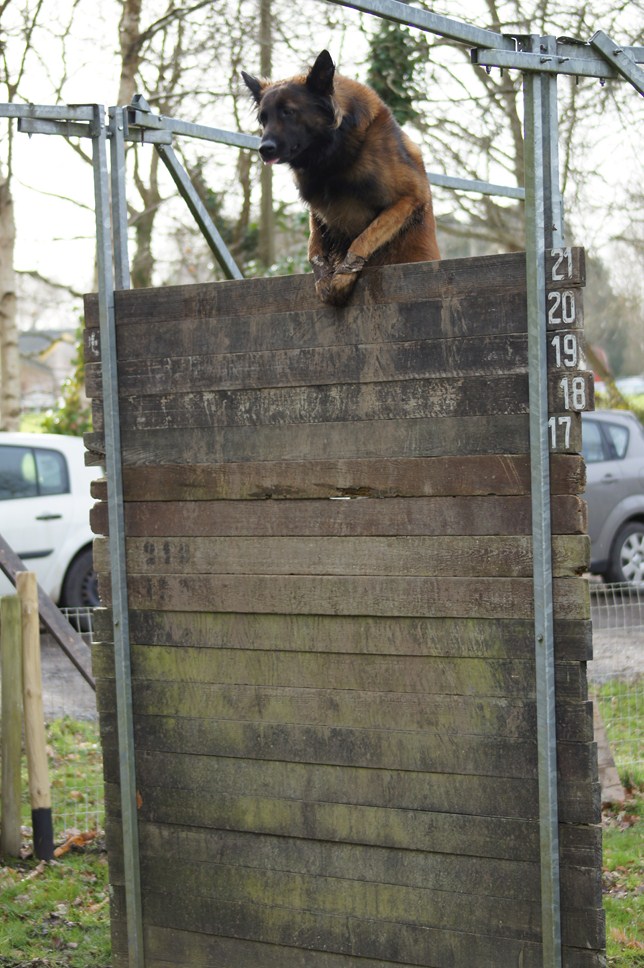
[402,0,643,254]
[0,0,43,429]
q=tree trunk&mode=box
[0,172,21,430]
[118,0,143,105]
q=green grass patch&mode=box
[596,678,644,793]
[603,794,644,966]
[0,843,111,967]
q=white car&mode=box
[0,432,100,606]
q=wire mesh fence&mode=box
[588,582,644,788]
[42,607,104,837]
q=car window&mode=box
[0,445,69,500]
[602,422,629,460]
[581,420,606,463]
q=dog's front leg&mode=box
[322,197,421,306]
[308,213,335,290]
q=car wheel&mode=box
[607,522,644,586]
[60,547,99,607]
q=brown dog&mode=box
[242,50,440,306]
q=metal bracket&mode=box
[472,39,644,81]
[590,30,644,95]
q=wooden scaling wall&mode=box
[84,249,605,968]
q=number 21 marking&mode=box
[551,247,572,281]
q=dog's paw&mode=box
[310,255,333,284]
[315,271,358,307]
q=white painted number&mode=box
[551,333,578,368]
[547,290,576,327]
[548,415,572,450]
[551,247,573,281]
[560,376,587,411]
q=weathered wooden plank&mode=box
[83,249,585,331]
[92,534,589,579]
[107,714,596,781]
[100,748,598,826]
[84,291,531,366]
[89,454,587,503]
[92,608,594,661]
[106,822,601,911]
[85,334,532,403]
[123,921,605,968]
[89,367,586,436]
[94,675,593,740]
[96,573,589,619]
[93,643,588,704]
[87,413,544,466]
[93,374,530,432]
[110,882,601,968]
[103,773,600,865]
[143,853,548,930]
[90,370,591,433]
[90,494,587,539]
[132,853,603,949]
[108,906,605,968]
[105,771,539,861]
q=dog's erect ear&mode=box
[241,71,264,104]
[306,50,335,96]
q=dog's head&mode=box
[242,50,338,166]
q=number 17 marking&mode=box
[548,415,572,450]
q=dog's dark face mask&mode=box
[242,50,337,167]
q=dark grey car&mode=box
[582,409,644,585]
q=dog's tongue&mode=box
[264,157,279,165]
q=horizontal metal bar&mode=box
[590,31,644,95]
[124,128,173,144]
[429,171,525,199]
[17,117,93,138]
[472,44,642,80]
[127,109,260,150]
[324,0,515,50]
[0,102,97,121]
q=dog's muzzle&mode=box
[259,139,280,163]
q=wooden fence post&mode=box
[17,572,54,861]
[0,595,23,858]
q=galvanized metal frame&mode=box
[1,8,641,967]
[522,34,564,966]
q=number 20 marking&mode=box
[547,290,576,327]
